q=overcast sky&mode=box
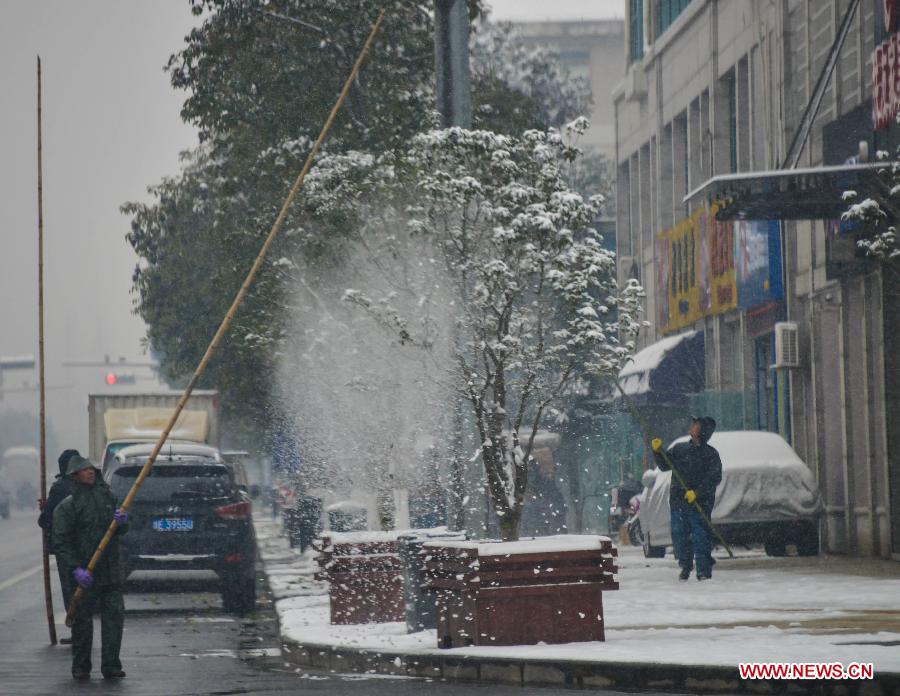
[0,2,197,451]
[0,0,624,453]
[488,0,625,21]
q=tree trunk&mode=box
[498,505,521,541]
[448,397,466,531]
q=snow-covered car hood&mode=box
[639,432,823,546]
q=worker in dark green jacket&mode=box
[51,455,129,681]
[37,448,79,645]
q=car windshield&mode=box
[103,442,143,471]
[111,463,234,502]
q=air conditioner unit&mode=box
[773,322,800,368]
[624,65,647,101]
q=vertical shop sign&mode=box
[709,214,736,315]
[735,219,784,310]
[872,25,900,129]
[886,0,898,32]
[666,216,700,332]
[696,207,712,312]
[656,203,739,334]
[655,234,671,332]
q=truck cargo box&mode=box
[88,391,219,473]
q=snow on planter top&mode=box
[315,532,403,575]
[396,526,461,538]
[421,535,618,592]
[325,526,461,546]
[422,534,613,556]
[324,500,368,513]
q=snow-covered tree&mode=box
[842,150,900,261]
[470,18,590,132]
[309,121,645,540]
[127,0,611,443]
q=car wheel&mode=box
[628,520,644,547]
[643,533,666,558]
[764,527,787,557]
[222,573,256,615]
[794,521,819,557]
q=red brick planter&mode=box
[422,535,618,648]
[314,532,404,625]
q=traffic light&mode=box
[104,373,136,385]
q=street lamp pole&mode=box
[434,1,473,532]
[434,0,472,128]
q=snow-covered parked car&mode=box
[635,431,823,558]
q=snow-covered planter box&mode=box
[314,531,404,624]
[422,535,618,648]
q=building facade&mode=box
[513,19,625,159]
[614,0,899,558]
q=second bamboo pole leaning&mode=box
[37,55,58,646]
[66,8,387,627]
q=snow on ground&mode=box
[254,515,900,673]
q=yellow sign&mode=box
[657,203,737,334]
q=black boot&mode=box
[678,566,692,581]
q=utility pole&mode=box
[434,1,473,532]
[434,0,472,128]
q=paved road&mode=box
[0,507,664,695]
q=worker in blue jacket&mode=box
[652,416,722,581]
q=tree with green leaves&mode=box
[126,0,606,447]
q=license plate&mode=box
[153,517,194,532]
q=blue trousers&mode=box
[671,504,713,577]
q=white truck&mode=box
[88,391,220,475]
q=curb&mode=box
[257,530,900,695]
[277,638,900,695]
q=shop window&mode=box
[630,0,644,62]
[754,335,774,432]
[727,71,738,173]
[657,0,693,36]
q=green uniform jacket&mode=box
[51,476,128,587]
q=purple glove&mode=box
[73,567,93,589]
[113,508,128,524]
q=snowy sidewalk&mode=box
[254,515,900,692]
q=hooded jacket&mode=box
[37,451,79,545]
[654,418,722,512]
[51,471,128,586]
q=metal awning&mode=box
[616,330,705,407]
[683,163,892,220]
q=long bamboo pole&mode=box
[37,56,59,646]
[612,373,734,558]
[66,9,387,627]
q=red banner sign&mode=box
[872,31,900,130]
